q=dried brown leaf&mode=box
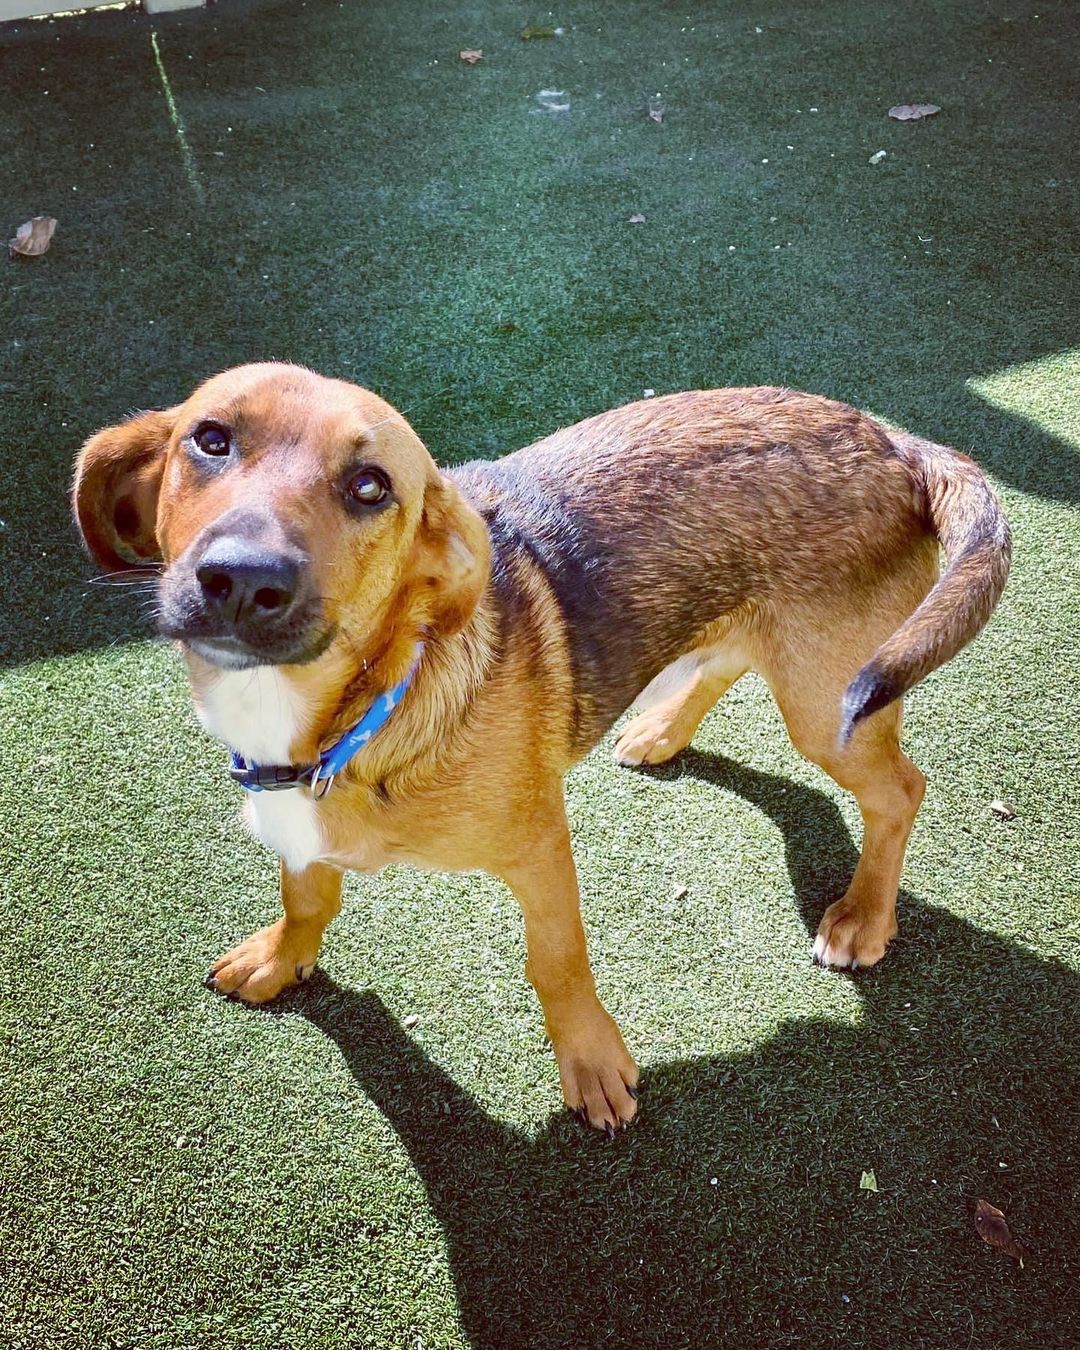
[974,1198,1027,1265]
[459,49,483,64]
[521,25,557,40]
[888,103,941,121]
[9,216,57,258]
[989,799,1016,820]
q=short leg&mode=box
[210,861,344,1002]
[498,799,639,1132]
[614,649,745,766]
[776,689,925,968]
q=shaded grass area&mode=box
[1,1,1078,1346]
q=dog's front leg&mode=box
[208,861,343,1003]
[499,813,639,1134]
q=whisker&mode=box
[85,582,160,596]
[88,566,163,584]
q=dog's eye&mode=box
[191,422,231,457]
[347,467,390,506]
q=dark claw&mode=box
[604,1121,616,1141]
[203,971,218,989]
[295,963,309,982]
[575,1106,588,1126]
[627,1084,639,1101]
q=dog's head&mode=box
[72,363,489,671]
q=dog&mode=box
[72,364,1010,1133]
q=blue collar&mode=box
[229,644,423,797]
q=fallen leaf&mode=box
[459,49,483,64]
[628,212,646,224]
[9,216,57,258]
[521,24,556,40]
[403,1013,420,1030]
[671,884,688,901]
[860,1170,878,1192]
[989,799,1016,820]
[868,150,887,165]
[889,103,941,121]
[974,1198,1027,1265]
[495,320,519,333]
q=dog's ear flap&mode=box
[413,475,490,639]
[72,409,176,572]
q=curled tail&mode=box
[839,430,1011,743]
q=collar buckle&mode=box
[229,761,316,792]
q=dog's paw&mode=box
[613,711,685,767]
[207,919,319,1004]
[552,1007,640,1134]
[813,896,897,970]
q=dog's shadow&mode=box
[280,753,1076,1347]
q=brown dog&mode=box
[73,364,1010,1132]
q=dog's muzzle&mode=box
[158,518,331,668]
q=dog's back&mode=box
[452,388,1006,750]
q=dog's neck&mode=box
[193,661,313,768]
[186,601,498,785]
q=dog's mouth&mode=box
[160,611,338,670]
[181,627,336,670]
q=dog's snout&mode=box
[195,537,301,622]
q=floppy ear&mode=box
[72,408,176,572]
[412,475,491,638]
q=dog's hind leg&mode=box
[761,620,927,970]
[614,639,748,767]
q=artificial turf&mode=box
[1,1,1078,1346]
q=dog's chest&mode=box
[195,667,326,873]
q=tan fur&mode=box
[72,365,1010,1132]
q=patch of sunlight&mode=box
[967,348,1080,450]
[150,29,205,203]
[1,633,178,695]
[16,2,135,20]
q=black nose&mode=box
[195,537,301,623]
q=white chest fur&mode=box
[194,665,326,874]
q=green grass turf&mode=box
[2,1,1079,1345]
